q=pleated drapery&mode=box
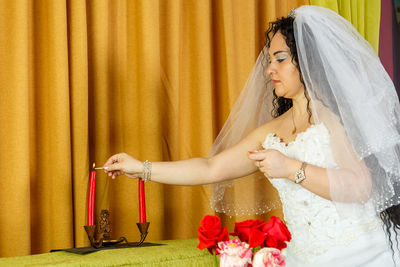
[0,0,308,257]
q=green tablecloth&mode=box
[0,239,215,267]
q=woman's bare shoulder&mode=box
[250,115,286,143]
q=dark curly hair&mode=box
[265,15,400,260]
[264,16,311,123]
[380,202,400,258]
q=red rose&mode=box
[231,219,265,243]
[197,215,229,254]
[248,227,267,248]
[261,216,291,250]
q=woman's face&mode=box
[266,31,304,99]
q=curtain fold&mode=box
[67,0,90,248]
[0,0,32,257]
[30,0,75,254]
[310,0,381,53]
[0,0,308,257]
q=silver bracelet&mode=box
[142,160,152,182]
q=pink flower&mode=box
[217,239,252,267]
[252,247,286,267]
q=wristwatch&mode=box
[294,162,308,184]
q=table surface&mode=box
[0,238,215,267]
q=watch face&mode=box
[295,170,305,183]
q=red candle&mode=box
[138,178,146,222]
[87,170,97,225]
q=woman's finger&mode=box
[103,153,124,167]
[103,156,117,167]
[106,162,124,172]
[248,152,267,161]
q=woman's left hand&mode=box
[248,149,299,179]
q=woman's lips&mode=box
[272,80,281,84]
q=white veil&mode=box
[208,5,400,217]
[207,47,282,216]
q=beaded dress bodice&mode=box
[262,123,381,262]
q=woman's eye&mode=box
[277,57,286,62]
[267,56,287,64]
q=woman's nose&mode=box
[266,63,275,76]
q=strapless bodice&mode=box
[262,123,381,262]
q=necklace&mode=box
[291,109,297,134]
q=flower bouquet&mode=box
[197,215,291,267]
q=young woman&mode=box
[103,6,400,266]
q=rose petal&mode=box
[249,228,267,248]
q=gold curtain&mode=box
[0,0,308,257]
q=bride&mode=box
[103,6,400,266]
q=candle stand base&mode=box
[84,225,129,248]
[84,225,96,247]
[136,222,150,245]
[84,210,151,248]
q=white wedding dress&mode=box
[262,123,399,267]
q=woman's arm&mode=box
[103,124,269,185]
[289,159,371,203]
[248,129,371,203]
[248,149,332,200]
[287,160,331,200]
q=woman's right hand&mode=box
[103,153,142,179]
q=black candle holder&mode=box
[84,209,150,248]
